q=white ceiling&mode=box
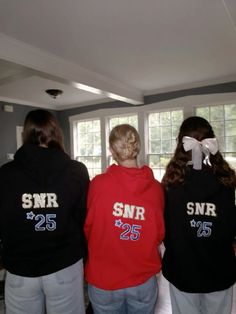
[0,0,236,110]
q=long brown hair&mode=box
[162,116,236,188]
[23,109,64,150]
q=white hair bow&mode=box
[182,136,218,170]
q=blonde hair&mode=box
[109,124,140,162]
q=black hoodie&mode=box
[0,144,89,277]
[162,166,236,293]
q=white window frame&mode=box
[70,107,143,174]
[71,117,102,178]
[69,93,236,177]
[146,108,184,181]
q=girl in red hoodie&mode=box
[84,124,165,314]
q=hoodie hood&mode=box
[184,166,222,200]
[105,164,157,194]
[14,143,71,187]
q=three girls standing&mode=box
[0,110,235,314]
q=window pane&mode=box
[196,107,209,120]
[161,126,171,140]
[225,153,236,171]
[225,137,236,152]
[171,110,183,124]
[148,153,172,181]
[211,121,224,139]
[210,106,223,121]
[148,109,183,181]
[110,118,119,129]
[148,110,183,155]
[172,125,179,139]
[109,114,138,131]
[225,104,236,120]
[225,121,236,137]
[217,136,225,152]
[149,127,160,140]
[129,116,138,127]
[74,119,102,178]
[171,140,178,152]
[150,140,161,154]
[162,140,172,153]
[196,104,236,163]
[93,120,100,131]
[149,155,160,168]
[76,156,102,179]
[160,111,171,125]
[149,113,159,126]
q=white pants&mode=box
[5,259,85,314]
[169,283,233,314]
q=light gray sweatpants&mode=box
[5,259,85,314]
[169,283,233,314]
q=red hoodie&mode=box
[84,164,164,290]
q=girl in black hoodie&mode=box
[0,109,89,314]
[162,116,236,314]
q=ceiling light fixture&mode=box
[45,89,63,99]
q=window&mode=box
[73,119,101,178]
[70,98,236,181]
[147,110,183,181]
[196,104,236,170]
[108,114,138,131]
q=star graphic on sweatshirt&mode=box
[115,219,123,228]
[190,219,196,227]
[26,211,35,220]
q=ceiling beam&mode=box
[0,33,143,105]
